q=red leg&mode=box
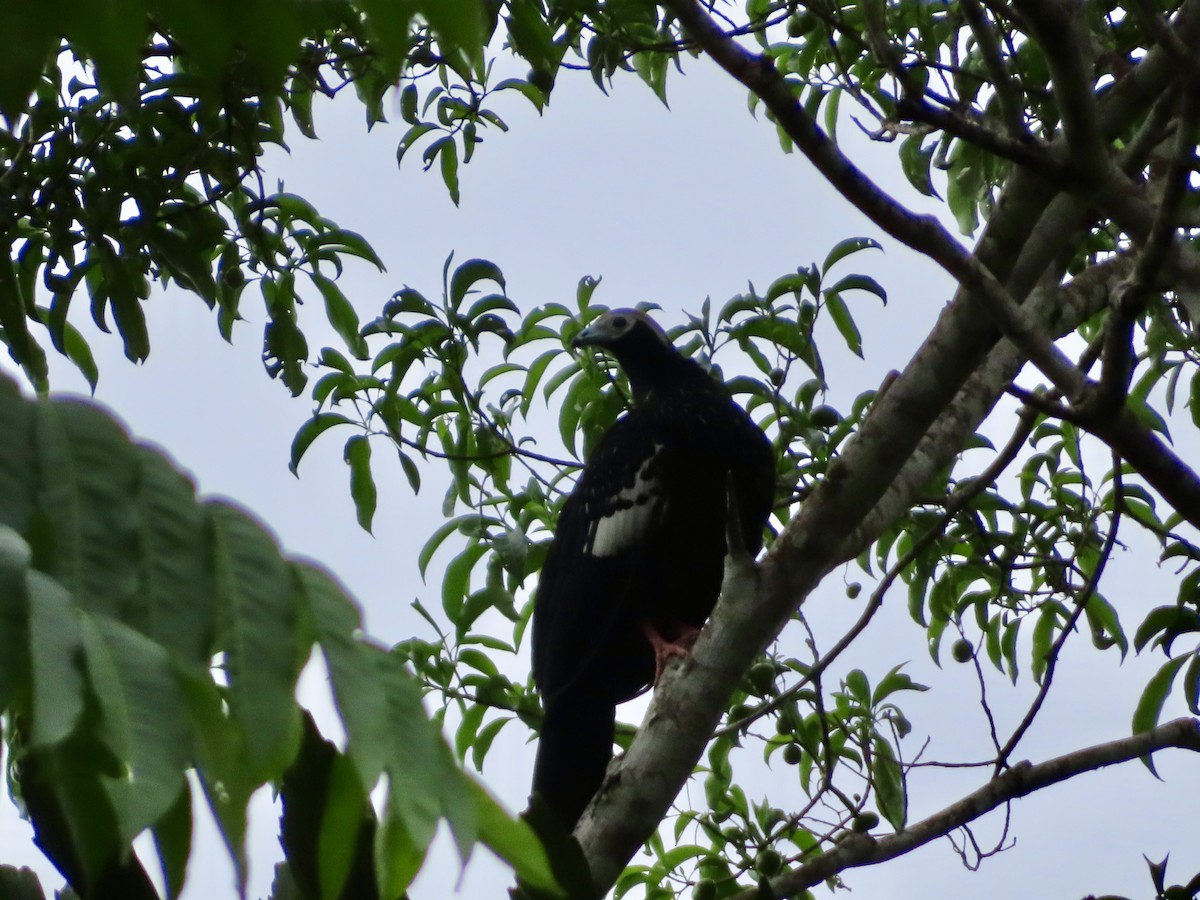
[641,621,702,683]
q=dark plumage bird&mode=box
[530,309,775,830]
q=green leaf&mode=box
[290,413,356,475]
[440,136,461,205]
[26,571,86,747]
[311,273,369,360]
[471,716,509,771]
[418,514,478,579]
[78,613,191,845]
[35,399,141,617]
[177,669,255,892]
[946,165,979,236]
[135,450,214,667]
[148,225,216,307]
[209,502,307,782]
[15,733,126,892]
[0,525,31,711]
[1185,652,1200,716]
[278,712,377,900]
[318,742,376,900]
[496,77,546,112]
[0,2,56,119]
[399,83,419,123]
[0,864,48,900]
[870,735,906,830]
[506,0,559,74]
[871,665,927,704]
[1127,392,1171,440]
[450,259,506,311]
[823,290,863,357]
[899,133,939,198]
[455,703,487,763]
[34,308,100,393]
[827,273,887,305]
[821,237,882,273]
[845,669,871,706]
[417,0,486,74]
[375,802,427,898]
[1132,654,1188,776]
[0,377,37,534]
[373,650,476,881]
[63,0,147,101]
[1030,605,1058,684]
[1133,605,1200,654]
[344,435,377,533]
[471,781,564,896]
[317,229,386,271]
[1083,594,1127,657]
[151,784,192,900]
[295,563,390,788]
[442,542,488,624]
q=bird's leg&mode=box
[641,620,702,684]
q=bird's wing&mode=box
[532,414,668,705]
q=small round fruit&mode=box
[852,811,880,832]
[782,743,803,765]
[810,405,841,429]
[769,367,786,387]
[755,849,783,877]
[845,582,862,599]
[693,879,717,900]
[951,638,975,663]
[749,660,776,694]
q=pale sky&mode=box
[3,51,1199,900]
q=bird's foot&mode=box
[642,621,702,684]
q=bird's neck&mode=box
[619,349,704,404]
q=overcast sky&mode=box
[3,50,1199,900]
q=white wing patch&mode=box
[585,444,663,558]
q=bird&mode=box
[530,308,776,831]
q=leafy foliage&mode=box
[0,375,558,899]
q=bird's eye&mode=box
[610,315,628,330]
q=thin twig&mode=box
[730,718,1200,899]
[994,450,1124,770]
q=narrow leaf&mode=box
[1132,655,1188,776]
[344,435,377,533]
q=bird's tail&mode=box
[532,690,616,831]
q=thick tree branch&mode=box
[1095,0,1200,137]
[1095,88,1199,413]
[894,95,1059,174]
[1129,0,1200,77]
[573,2,1200,890]
[733,718,1200,900]
[660,0,1100,410]
[842,245,1130,563]
[1012,0,1111,182]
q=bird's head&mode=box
[571,309,672,352]
[571,309,688,402]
